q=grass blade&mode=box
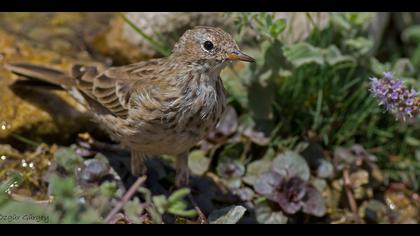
[119,13,171,56]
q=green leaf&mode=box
[272,151,310,181]
[168,200,187,211]
[152,195,167,214]
[79,209,103,224]
[0,171,23,194]
[188,150,210,176]
[410,45,420,67]
[302,186,326,217]
[167,196,197,218]
[370,57,391,76]
[151,188,196,218]
[311,178,328,193]
[243,159,272,186]
[123,198,144,224]
[0,200,59,224]
[138,187,152,203]
[265,14,272,27]
[48,174,77,199]
[402,25,420,43]
[283,42,324,67]
[406,136,420,147]
[99,182,118,198]
[216,157,245,190]
[168,208,197,218]
[331,13,374,30]
[54,147,83,174]
[255,201,288,224]
[324,45,355,66]
[330,13,352,31]
[344,37,373,55]
[168,188,190,204]
[269,19,286,38]
[208,205,247,224]
[167,201,197,218]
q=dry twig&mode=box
[342,167,363,224]
[105,176,147,223]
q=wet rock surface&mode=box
[0,144,54,200]
[0,30,104,147]
[0,13,114,63]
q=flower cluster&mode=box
[255,171,325,216]
[370,72,419,121]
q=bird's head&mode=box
[171,26,255,71]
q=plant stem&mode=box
[105,176,147,223]
[119,13,170,56]
[187,194,207,224]
[343,167,363,224]
[11,134,40,148]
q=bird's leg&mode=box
[175,152,190,187]
[131,150,147,177]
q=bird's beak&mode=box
[226,50,255,63]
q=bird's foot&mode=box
[175,168,190,187]
[131,151,147,177]
[175,152,190,187]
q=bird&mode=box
[5,26,255,186]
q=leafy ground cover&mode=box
[0,12,419,224]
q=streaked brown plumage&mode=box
[5,26,255,186]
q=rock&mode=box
[0,29,103,147]
[369,12,391,54]
[0,12,330,66]
[275,12,330,43]
[100,12,235,64]
[0,13,114,64]
[104,13,330,64]
[78,159,110,183]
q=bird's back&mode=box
[67,58,225,155]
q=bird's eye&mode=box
[203,41,214,51]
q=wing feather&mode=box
[72,59,167,120]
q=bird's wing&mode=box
[73,59,166,120]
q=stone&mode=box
[104,13,330,63]
[0,29,103,146]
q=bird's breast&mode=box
[171,73,226,137]
[122,72,226,155]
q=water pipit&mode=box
[6,26,255,186]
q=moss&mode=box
[0,144,55,200]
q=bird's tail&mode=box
[4,63,76,89]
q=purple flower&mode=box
[391,92,399,100]
[405,107,412,117]
[392,80,403,90]
[410,89,417,97]
[384,71,394,80]
[383,72,394,80]
[369,72,419,121]
[406,99,414,106]
[254,171,326,217]
[369,77,380,91]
